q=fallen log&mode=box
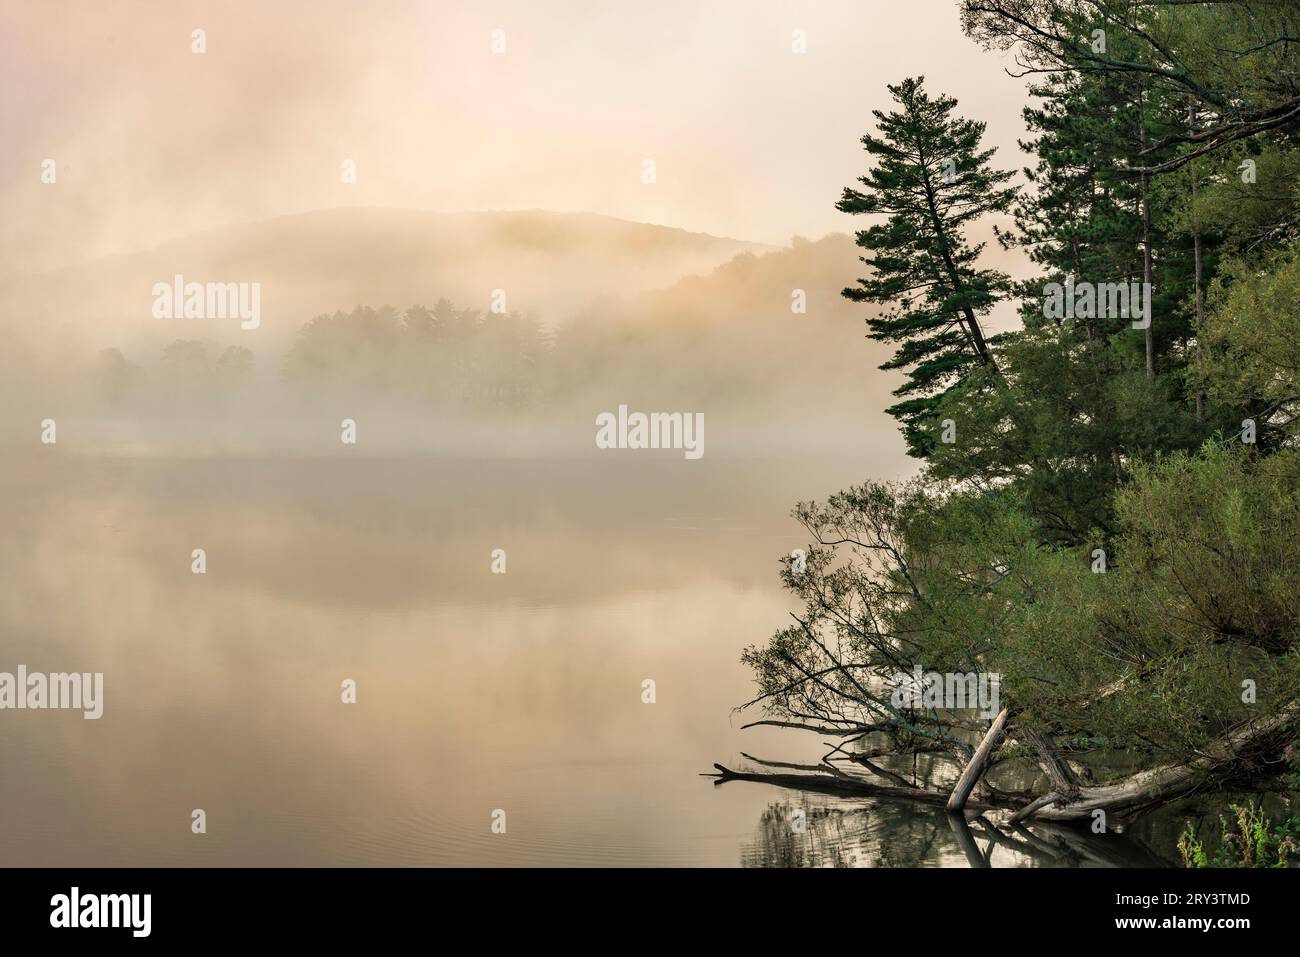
[1031,699,1300,823]
[706,763,1017,810]
[946,707,1010,812]
[711,699,1300,826]
[1006,791,1060,825]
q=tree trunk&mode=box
[707,763,1010,810]
[948,708,1010,812]
[1034,701,1298,821]
[1021,727,1080,796]
[915,156,998,374]
[712,700,1299,827]
[1140,88,1155,378]
[1190,103,1205,419]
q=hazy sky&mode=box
[1,0,1031,273]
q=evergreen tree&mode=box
[920,62,1221,542]
[838,76,1016,456]
[735,4,1300,836]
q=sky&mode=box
[0,0,1032,274]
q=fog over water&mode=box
[0,451,1187,865]
[0,203,1182,866]
[7,1,1194,868]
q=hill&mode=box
[0,208,769,362]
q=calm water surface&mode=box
[0,451,1184,866]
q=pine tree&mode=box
[1000,70,1143,339]
[838,76,1017,457]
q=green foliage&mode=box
[962,2,1300,158]
[744,0,1300,841]
[1168,145,1300,256]
[1180,796,1300,868]
[1180,738,1300,867]
[924,330,1213,544]
[838,76,1016,456]
[1083,448,1300,753]
[1196,241,1300,442]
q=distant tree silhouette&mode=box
[283,301,552,412]
[159,340,213,401]
[214,346,255,390]
[96,348,147,406]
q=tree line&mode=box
[724,0,1300,863]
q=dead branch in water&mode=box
[710,698,1300,827]
[704,763,1016,811]
[946,707,1010,812]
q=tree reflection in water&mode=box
[741,799,1173,867]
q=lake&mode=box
[0,449,1189,866]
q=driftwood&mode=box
[1006,792,1059,825]
[710,698,1300,827]
[1031,699,1300,822]
[946,707,1009,812]
[706,763,1022,811]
